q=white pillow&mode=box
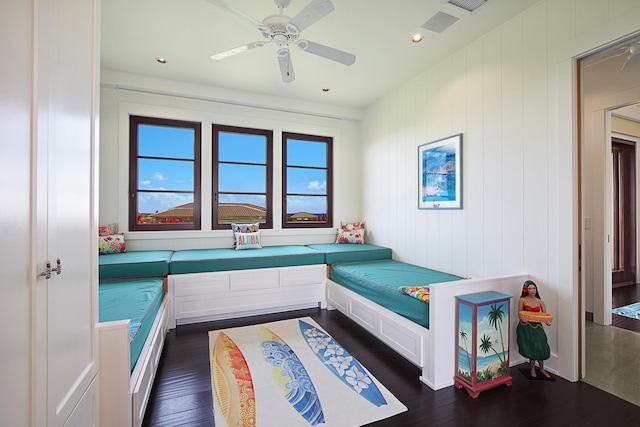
[234,231,262,250]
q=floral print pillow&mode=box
[98,233,126,255]
[98,223,117,236]
[336,221,366,244]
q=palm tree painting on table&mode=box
[476,303,509,382]
[457,304,474,381]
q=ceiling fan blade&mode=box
[584,47,628,68]
[206,0,264,29]
[289,0,334,32]
[277,48,295,83]
[297,39,355,66]
[621,52,640,71]
[211,41,267,60]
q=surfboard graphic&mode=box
[260,326,325,426]
[298,319,387,407]
[211,332,257,427]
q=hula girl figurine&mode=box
[517,280,553,379]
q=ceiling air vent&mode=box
[421,11,459,34]
[445,0,488,13]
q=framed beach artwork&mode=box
[418,134,462,209]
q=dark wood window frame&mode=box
[129,115,202,231]
[212,124,274,230]
[282,132,333,229]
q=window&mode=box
[212,125,273,229]
[129,115,201,231]
[282,132,332,228]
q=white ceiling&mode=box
[101,0,540,109]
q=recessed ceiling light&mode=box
[412,34,424,43]
[156,57,167,64]
[322,88,330,92]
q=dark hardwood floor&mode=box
[143,308,640,427]
[612,283,640,332]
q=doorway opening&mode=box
[611,137,636,289]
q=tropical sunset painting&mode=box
[457,302,509,383]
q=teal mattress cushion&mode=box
[99,250,173,280]
[99,278,165,371]
[330,259,462,328]
[169,245,325,274]
[306,243,392,264]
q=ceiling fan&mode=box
[206,0,356,83]
[587,40,640,71]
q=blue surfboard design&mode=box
[299,320,387,407]
[261,326,325,426]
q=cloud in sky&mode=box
[308,180,326,190]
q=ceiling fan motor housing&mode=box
[262,14,300,48]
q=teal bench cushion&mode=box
[169,245,325,274]
[306,243,392,264]
[330,259,462,328]
[99,250,173,279]
[99,277,165,371]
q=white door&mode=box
[34,0,100,425]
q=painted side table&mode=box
[454,290,512,398]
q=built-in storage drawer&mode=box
[326,281,348,312]
[378,313,423,366]
[230,269,279,291]
[280,264,326,287]
[326,279,425,368]
[348,297,378,335]
[172,272,229,296]
[169,265,327,325]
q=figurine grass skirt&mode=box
[516,321,550,361]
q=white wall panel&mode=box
[360,0,640,382]
[501,17,525,276]
[99,75,362,248]
[482,29,504,278]
[450,50,469,276]
[465,39,486,278]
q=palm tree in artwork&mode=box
[487,303,507,359]
[479,334,495,358]
[459,330,472,374]
[479,333,505,367]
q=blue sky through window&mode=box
[137,126,328,215]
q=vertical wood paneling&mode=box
[358,0,640,383]
[576,0,609,35]
[465,39,486,278]
[451,50,469,277]
[405,79,418,264]
[609,0,640,18]
[482,29,504,277]
[437,59,454,273]
[522,3,550,293]
[425,67,440,268]
[415,71,429,266]
[501,17,525,276]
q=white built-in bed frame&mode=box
[327,273,529,390]
[98,294,170,427]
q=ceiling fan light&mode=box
[286,23,300,36]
